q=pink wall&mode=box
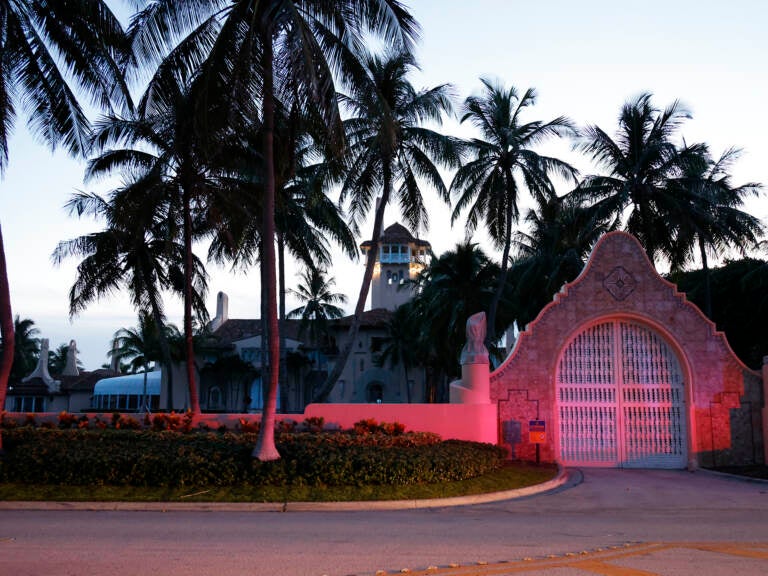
[303,403,498,443]
[8,403,498,444]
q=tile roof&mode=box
[213,319,304,345]
[331,308,392,328]
[7,368,120,396]
[213,309,393,345]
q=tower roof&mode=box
[360,223,431,249]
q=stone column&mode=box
[449,312,490,404]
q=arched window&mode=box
[367,383,384,403]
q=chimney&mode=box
[208,291,229,332]
[22,338,61,393]
[61,340,80,376]
[110,338,120,372]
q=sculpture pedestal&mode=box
[449,362,490,404]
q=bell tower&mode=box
[361,223,430,311]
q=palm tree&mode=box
[207,100,357,418]
[450,78,577,349]
[409,242,506,400]
[0,0,130,452]
[316,49,461,403]
[287,267,347,356]
[131,0,418,460]
[666,146,764,316]
[574,92,706,265]
[376,304,418,403]
[110,312,167,413]
[510,192,617,326]
[87,66,220,415]
[53,187,208,412]
[3,317,41,384]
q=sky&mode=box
[1,0,767,370]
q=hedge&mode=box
[0,427,505,488]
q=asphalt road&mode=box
[2,469,767,576]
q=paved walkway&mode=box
[385,542,768,575]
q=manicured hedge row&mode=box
[0,427,505,488]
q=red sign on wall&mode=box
[529,420,546,444]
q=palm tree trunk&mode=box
[278,233,288,409]
[699,235,712,318]
[253,37,280,461]
[314,163,393,403]
[404,364,411,404]
[487,197,514,352]
[142,369,149,413]
[0,222,14,453]
[148,295,174,412]
[182,185,200,414]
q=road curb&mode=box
[0,466,576,512]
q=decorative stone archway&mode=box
[490,232,764,469]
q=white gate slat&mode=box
[557,321,686,469]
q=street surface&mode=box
[1,469,767,575]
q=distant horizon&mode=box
[2,0,767,370]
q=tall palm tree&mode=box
[0,0,130,451]
[574,92,706,265]
[87,66,220,415]
[450,78,577,348]
[287,267,347,357]
[316,49,461,403]
[131,0,418,460]
[666,147,764,316]
[53,187,208,411]
[207,101,357,417]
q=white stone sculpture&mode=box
[460,312,489,365]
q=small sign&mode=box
[529,420,546,444]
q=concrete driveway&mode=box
[1,468,767,575]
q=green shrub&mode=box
[0,427,505,489]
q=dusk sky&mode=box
[1,0,766,370]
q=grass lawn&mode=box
[0,462,558,503]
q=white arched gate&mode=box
[556,321,687,468]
